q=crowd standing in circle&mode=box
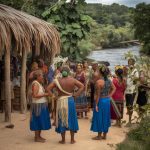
[27,57,149,143]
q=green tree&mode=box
[42,0,93,61]
[134,3,150,55]
[0,0,24,9]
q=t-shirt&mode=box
[125,68,139,94]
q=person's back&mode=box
[58,77,75,96]
[46,66,84,144]
[100,79,111,97]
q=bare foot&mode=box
[71,140,76,144]
[59,141,65,144]
[40,136,46,141]
[102,136,106,140]
[85,116,89,119]
[34,138,45,143]
[52,122,56,126]
[92,136,102,140]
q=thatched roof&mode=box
[0,4,60,59]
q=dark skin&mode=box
[32,74,50,143]
[91,64,100,84]
[93,73,116,140]
[47,76,84,144]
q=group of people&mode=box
[28,57,149,144]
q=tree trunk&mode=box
[20,50,27,113]
[4,50,11,122]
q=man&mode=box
[47,66,84,144]
[125,58,139,126]
[90,62,100,108]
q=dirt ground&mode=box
[0,111,131,150]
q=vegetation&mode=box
[117,53,150,150]
[42,0,94,61]
[117,116,150,150]
[0,0,136,59]
[85,3,133,27]
[133,3,150,55]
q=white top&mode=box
[32,80,47,103]
[125,68,139,94]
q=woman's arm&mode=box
[46,82,56,97]
[32,83,49,99]
[94,80,102,112]
[74,79,84,98]
[109,81,116,97]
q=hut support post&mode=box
[20,50,27,113]
[4,50,11,122]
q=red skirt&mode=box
[111,100,124,120]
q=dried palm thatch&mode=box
[0,4,60,60]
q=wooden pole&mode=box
[4,50,11,122]
[20,50,27,113]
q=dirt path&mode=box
[0,111,130,150]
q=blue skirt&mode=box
[56,97,79,133]
[30,103,51,131]
[91,97,111,133]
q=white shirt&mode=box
[125,68,139,94]
[32,81,47,103]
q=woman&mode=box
[83,61,91,108]
[46,66,84,144]
[75,63,88,118]
[111,66,126,127]
[30,70,51,143]
[27,62,39,105]
[91,64,115,140]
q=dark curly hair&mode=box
[115,68,124,82]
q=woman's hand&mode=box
[95,105,98,112]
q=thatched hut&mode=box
[0,4,60,122]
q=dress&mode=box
[91,79,111,133]
[111,78,126,119]
[30,80,51,131]
[75,73,88,113]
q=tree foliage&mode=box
[85,3,133,28]
[42,0,93,61]
[133,3,150,55]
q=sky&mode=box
[85,0,150,7]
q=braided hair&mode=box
[99,64,109,81]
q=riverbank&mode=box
[0,109,138,150]
[87,46,140,71]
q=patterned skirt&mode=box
[75,93,88,113]
[111,100,124,120]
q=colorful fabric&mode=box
[112,78,126,100]
[125,68,139,94]
[111,100,124,120]
[100,79,111,97]
[30,102,51,131]
[56,97,79,133]
[91,97,111,133]
[75,93,88,113]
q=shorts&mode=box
[125,93,136,107]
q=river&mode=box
[87,46,140,72]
